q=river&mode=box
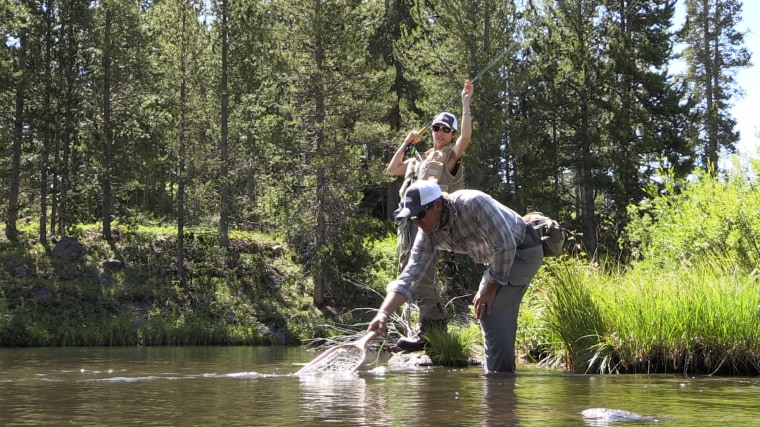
[1,346,758,426]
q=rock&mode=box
[102,259,125,270]
[13,263,36,277]
[257,325,288,345]
[51,237,86,261]
[387,351,433,367]
[580,408,662,422]
[366,366,390,375]
[30,285,53,305]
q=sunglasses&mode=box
[411,202,435,220]
[431,125,452,134]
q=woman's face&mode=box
[431,124,455,146]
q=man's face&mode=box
[411,199,442,234]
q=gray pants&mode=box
[478,243,544,372]
[397,220,446,324]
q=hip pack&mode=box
[523,212,570,257]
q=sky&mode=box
[724,1,759,159]
[675,1,759,161]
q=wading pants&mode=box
[478,227,544,372]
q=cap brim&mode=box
[394,206,423,221]
[432,122,455,131]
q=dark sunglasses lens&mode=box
[431,125,451,133]
[411,203,432,220]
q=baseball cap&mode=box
[431,112,458,132]
[394,180,442,220]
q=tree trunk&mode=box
[579,102,597,257]
[40,4,54,245]
[6,31,25,243]
[702,0,718,171]
[218,0,230,249]
[313,1,326,306]
[101,9,114,241]
[176,6,189,284]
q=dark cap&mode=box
[432,112,458,131]
[394,180,442,220]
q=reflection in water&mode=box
[298,375,383,425]
[481,374,519,426]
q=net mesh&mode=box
[295,344,365,376]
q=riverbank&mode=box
[3,225,760,376]
[0,224,325,347]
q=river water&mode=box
[0,346,758,426]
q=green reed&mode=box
[542,259,760,375]
[425,321,483,366]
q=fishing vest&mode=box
[399,144,464,198]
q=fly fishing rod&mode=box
[405,47,512,157]
[432,47,512,118]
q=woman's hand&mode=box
[461,79,474,102]
[403,127,426,147]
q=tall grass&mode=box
[541,259,760,375]
[533,162,760,375]
[425,322,483,366]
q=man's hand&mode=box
[367,312,388,336]
[472,281,499,319]
[369,293,406,334]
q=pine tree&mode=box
[270,0,391,306]
[678,0,752,171]
[512,0,695,257]
[145,0,213,281]
[89,0,153,239]
[599,0,692,251]
[5,5,28,243]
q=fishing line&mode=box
[430,47,512,119]
[423,13,525,128]
[407,10,525,156]
[405,47,512,157]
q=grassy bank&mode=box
[0,223,326,347]
[3,223,760,376]
[531,259,760,375]
[522,164,760,375]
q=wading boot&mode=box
[395,320,447,352]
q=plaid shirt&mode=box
[388,190,529,302]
